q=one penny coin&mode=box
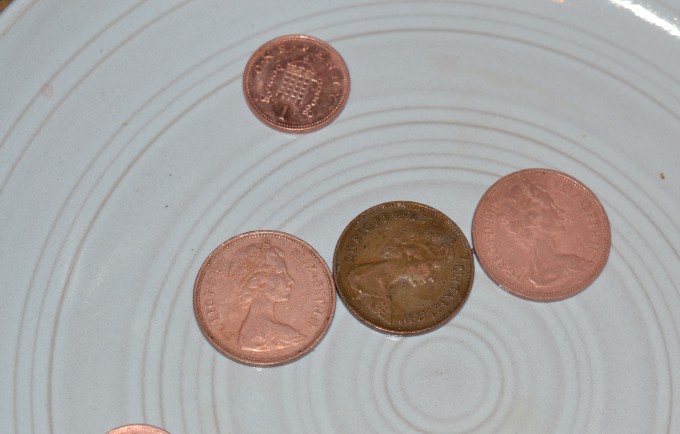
[243,34,350,133]
[472,168,611,301]
[107,424,170,434]
[334,201,474,335]
[194,231,336,366]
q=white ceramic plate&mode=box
[1,1,679,433]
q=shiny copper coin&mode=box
[107,424,170,434]
[243,34,350,133]
[472,168,611,301]
[334,201,474,335]
[194,230,336,366]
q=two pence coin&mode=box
[472,168,611,301]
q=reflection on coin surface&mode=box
[107,424,170,434]
[194,230,335,366]
[472,168,611,301]
[334,201,474,335]
[243,34,350,133]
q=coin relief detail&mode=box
[472,169,610,301]
[194,231,335,366]
[243,35,350,132]
[334,202,474,335]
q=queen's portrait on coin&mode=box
[500,180,592,286]
[347,222,454,323]
[228,240,306,351]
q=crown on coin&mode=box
[508,180,532,204]
[228,240,273,280]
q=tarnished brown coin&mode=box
[107,424,170,434]
[472,168,611,301]
[243,34,350,133]
[334,201,474,335]
[194,230,336,366]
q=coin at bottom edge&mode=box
[107,424,170,434]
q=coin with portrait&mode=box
[194,231,335,366]
[472,168,611,301]
[334,201,474,335]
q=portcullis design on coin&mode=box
[243,34,350,133]
[194,231,336,366]
[472,168,611,301]
[334,201,474,335]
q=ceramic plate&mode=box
[1,0,679,432]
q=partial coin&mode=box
[107,424,170,434]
